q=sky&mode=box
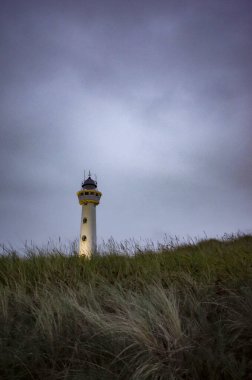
[0,0,252,249]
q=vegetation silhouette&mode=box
[0,234,251,379]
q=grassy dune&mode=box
[0,235,252,379]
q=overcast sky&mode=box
[0,0,251,248]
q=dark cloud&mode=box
[0,0,251,246]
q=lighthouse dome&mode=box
[82,176,97,189]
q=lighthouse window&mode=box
[85,192,89,195]
[96,193,99,196]
[83,217,87,223]
[82,235,87,241]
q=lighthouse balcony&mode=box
[77,189,102,205]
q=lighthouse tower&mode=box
[77,172,102,257]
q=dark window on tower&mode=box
[83,217,87,223]
[82,235,87,241]
[85,192,89,195]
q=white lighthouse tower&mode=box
[77,172,102,257]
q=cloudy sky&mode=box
[0,0,251,248]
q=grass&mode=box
[0,234,252,379]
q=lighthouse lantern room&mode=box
[77,172,102,257]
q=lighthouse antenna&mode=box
[88,170,91,178]
[84,170,86,181]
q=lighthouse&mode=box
[77,172,102,257]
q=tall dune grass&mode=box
[0,234,252,379]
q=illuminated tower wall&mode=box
[77,174,102,257]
